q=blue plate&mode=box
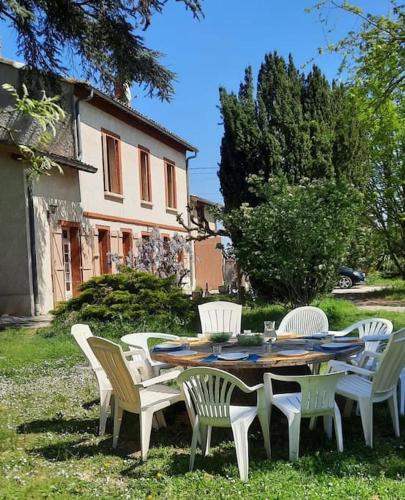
[153,343,184,352]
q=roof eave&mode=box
[74,83,198,154]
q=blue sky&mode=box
[0,0,391,203]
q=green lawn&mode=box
[1,305,405,498]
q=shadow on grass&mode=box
[24,402,405,481]
[17,416,100,436]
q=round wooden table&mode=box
[151,336,364,400]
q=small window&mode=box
[165,161,177,209]
[139,148,152,202]
[102,131,122,194]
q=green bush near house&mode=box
[52,270,193,329]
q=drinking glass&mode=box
[262,341,272,354]
[264,321,276,338]
[212,344,222,355]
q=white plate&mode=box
[321,343,353,350]
[277,349,309,356]
[217,352,249,361]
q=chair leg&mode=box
[334,406,343,452]
[287,414,301,461]
[343,398,354,418]
[156,410,167,428]
[388,392,400,438]
[358,398,373,447]
[99,389,112,436]
[140,409,154,461]
[311,363,320,374]
[152,415,160,430]
[309,416,317,431]
[231,421,250,482]
[199,424,210,456]
[257,409,271,458]
[323,415,333,440]
[399,376,405,415]
[112,401,123,449]
[189,419,200,472]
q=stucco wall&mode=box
[31,166,84,313]
[78,101,189,229]
[0,153,33,315]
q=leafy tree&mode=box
[224,175,361,305]
[0,0,203,100]
[311,2,405,275]
[309,1,404,106]
[218,52,367,212]
[367,99,405,277]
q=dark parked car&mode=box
[338,266,366,289]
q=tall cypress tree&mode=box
[219,67,262,210]
[219,52,367,211]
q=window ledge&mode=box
[141,200,153,208]
[166,207,178,215]
[104,191,124,202]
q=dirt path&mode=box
[332,285,405,312]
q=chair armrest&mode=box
[328,360,375,377]
[329,327,355,337]
[138,369,183,388]
[362,350,382,359]
[123,348,143,357]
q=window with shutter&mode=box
[165,161,177,209]
[139,148,152,202]
[101,130,122,194]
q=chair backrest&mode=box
[350,318,393,353]
[88,336,142,409]
[298,372,344,416]
[372,328,405,397]
[71,324,102,371]
[198,301,242,337]
[264,371,344,417]
[178,367,250,425]
[277,306,329,336]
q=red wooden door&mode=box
[98,229,111,274]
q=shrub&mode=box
[52,269,193,327]
[225,176,361,306]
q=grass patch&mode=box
[0,328,404,498]
[0,328,80,375]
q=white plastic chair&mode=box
[328,328,405,447]
[88,336,182,460]
[121,332,180,375]
[264,371,344,460]
[71,324,114,436]
[331,318,393,368]
[198,301,242,337]
[178,367,270,481]
[277,306,329,337]
[72,325,166,435]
